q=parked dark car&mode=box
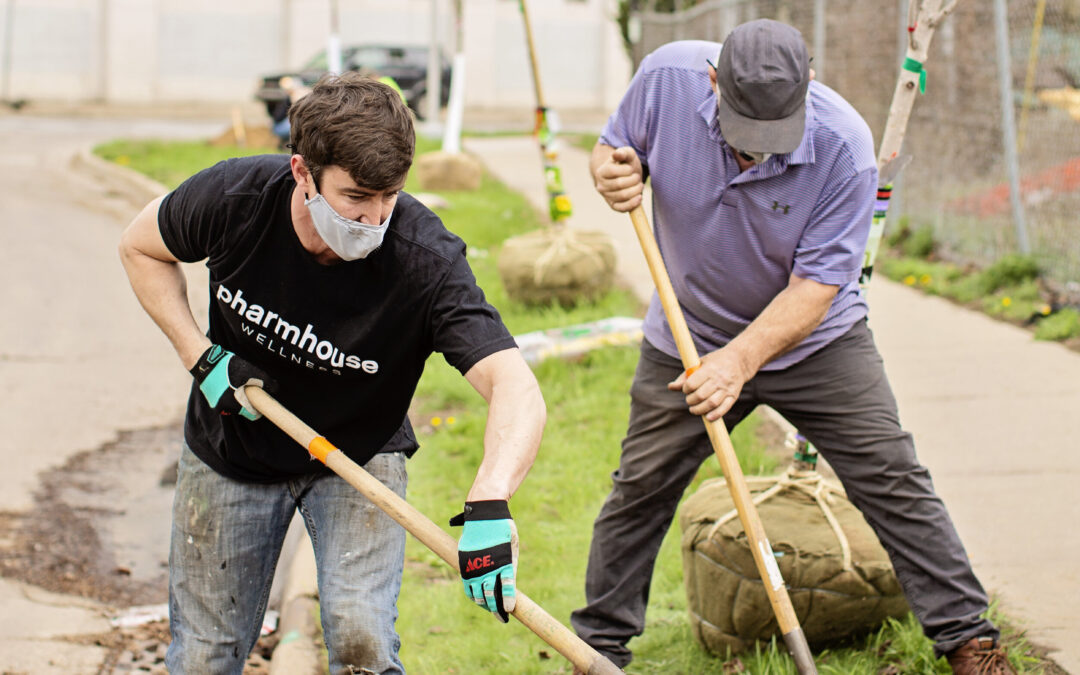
[255,44,452,121]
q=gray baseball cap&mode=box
[714,19,810,154]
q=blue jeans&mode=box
[166,443,408,674]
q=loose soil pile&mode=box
[0,424,278,674]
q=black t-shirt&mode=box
[158,154,516,482]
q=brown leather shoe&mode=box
[946,637,1017,674]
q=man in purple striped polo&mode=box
[570,19,1013,675]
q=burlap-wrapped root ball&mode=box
[497,226,616,306]
[679,470,909,656]
[414,151,483,191]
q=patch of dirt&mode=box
[210,123,281,151]
[753,410,788,456]
[0,425,179,606]
[0,424,283,673]
[62,620,277,674]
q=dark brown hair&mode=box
[288,72,415,191]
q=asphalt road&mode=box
[0,112,221,513]
[0,110,221,673]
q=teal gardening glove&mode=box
[190,344,276,421]
[449,500,518,622]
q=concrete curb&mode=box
[70,146,169,207]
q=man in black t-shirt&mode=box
[119,74,545,674]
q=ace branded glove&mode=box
[449,500,518,623]
[189,344,275,421]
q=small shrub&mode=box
[901,225,936,259]
[981,280,1042,322]
[979,254,1040,293]
[884,216,911,249]
[1034,308,1080,341]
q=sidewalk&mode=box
[464,136,1080,673]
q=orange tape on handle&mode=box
[308,436,337,463]
[685,365,699,377]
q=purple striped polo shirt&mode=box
[600,39,876,370]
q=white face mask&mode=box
[304,193,392,261]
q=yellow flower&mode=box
[1001,297,1012,307]
[446,417,457,425]
[431,416,442,427]
[903,275,917,286]
[1041,304,1052,316]
[116,155,131,166]
[919,274,932,285]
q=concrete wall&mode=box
[0,0,631,114]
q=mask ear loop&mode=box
[298,156,319,200]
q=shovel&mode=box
[243,386,624,675]
[626,206,818,674]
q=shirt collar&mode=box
[786,94,816,166]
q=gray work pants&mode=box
[570,320,995,667]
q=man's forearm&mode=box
[119,198,211,370]
[464,351,546,502]
[468,392,544,502]
[724,274,838,379]
[120,251,209,369]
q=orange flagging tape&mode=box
[686,366,699,377]
[308,436,337,463]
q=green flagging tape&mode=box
[903,57,927,94]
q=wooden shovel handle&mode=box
[244,387,623,675]
[627,206,817,674]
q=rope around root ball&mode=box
[530,225,609,285]
[705,467,854,571]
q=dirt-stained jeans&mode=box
[166,444,407,675]
[570,320,996,668]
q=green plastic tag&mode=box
[902,57,927,94]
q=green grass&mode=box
[401,344,781,675]
[94,138,280,190]
[1034,307,1080,341]
[102,136,1054,673]
[566,132,600,154]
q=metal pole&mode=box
[95,0,107,100]
[993,0,1030,253]
[1,0,14,102]
[327,0,342,74]
[813,0,826,83]
[941,8,957,107]
[425,0,441,124]
[281,0,292,71]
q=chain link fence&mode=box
[626,0,1080,296]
